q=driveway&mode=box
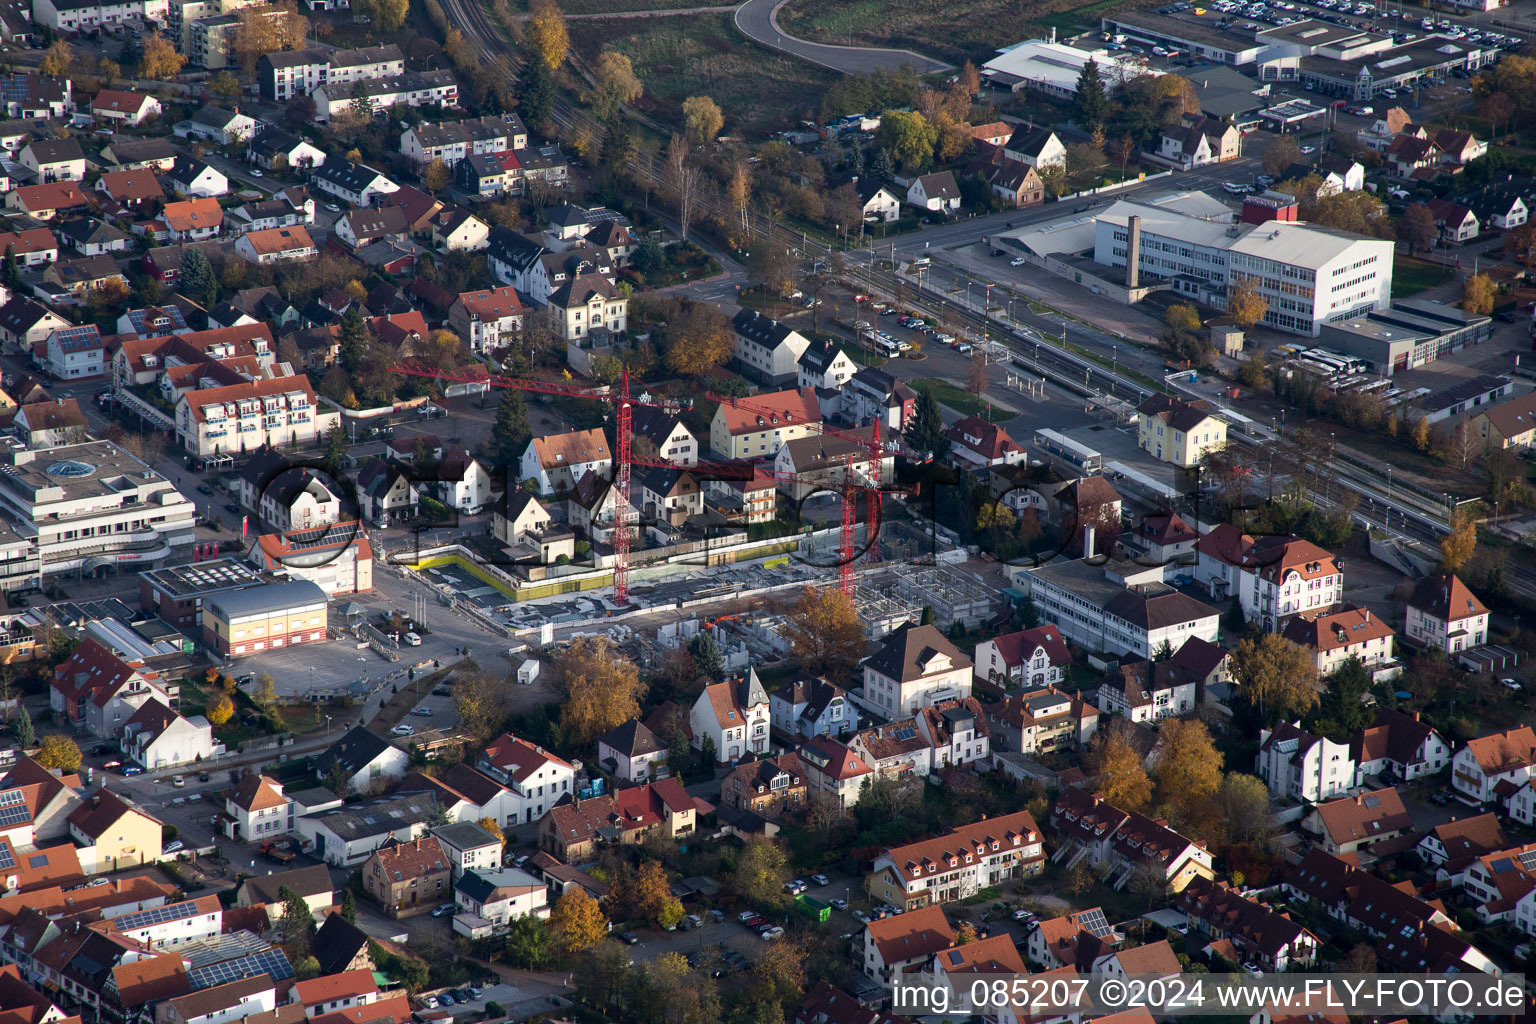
[733,0,951,75]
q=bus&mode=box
[1034,428,1104,475]
[1296,357,1342,378]
[1309,348,1365,375]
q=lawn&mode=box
[777,0,1138,66]
[913,377,994,419]
[1391,255,1453,298]
[566,14,838,137]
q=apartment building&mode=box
[313,71,458,120]
[448,286,523,353]
[1094,204,1395,336]
[399,114,527,165]
[1257,721,1356,804]
[1451,725,1536,804]
[1281,605,1398,677]
[689,672,770,763]
[708,387,823,460]
[1405,571,1489,654]
[860,622,973,719]
[1051,788,1216,894]
[174,377,328,458]
[1018,557,1221,660]
[868,810,1045,910]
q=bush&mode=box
[485,1003,506,1019]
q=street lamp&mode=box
[325,714,332,737]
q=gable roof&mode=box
[864,903,954,964]
[864,622,971,683]
[368,836,449,879]
[1280,605,1393,653]
[67,787,158,840]
[714,388,821,437]
[945,415,1022,460]
[528,428,610,471]
[242,863,333,905]
[228,774,287,813]
[880,810,1041,888]
[1407,572,1487,622]
[1312,788,1412,846]
[1462,726,1536,777]
[480,733,575,785]
[1137,392,1219,432]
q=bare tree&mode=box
[665,134,703,241]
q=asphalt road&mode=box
[733,0,952,75]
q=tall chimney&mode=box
[1126,215,1142,289]
[1083,524,1096,559]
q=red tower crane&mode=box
[391,362,750,608]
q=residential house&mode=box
[1352,708,1451,783]
[67,788,163,872]
[311,70,460,119]
[290,969,378,1017]
[310,163,399,207]
[1463,185,1528,232]
[797,737,872,810]
[1405,572,1488,653]
[1052,788,1215,893]
[18,138,84,183]
[174,106,255,146]
[476,733,576,824]
[709,386,822,460]
[298,793,437,867]
[223,774,290,842]
[1195,528,1343,633]
[861,904,955,986]
[448,286,522,353]
[1003,125,1067,173]
[431,208,490,253]
[1451,725,1536,804]
[1256,721,1356,804]
[916,698,990,771]
[979,159,1044,209]
[247,127,326,173]
[1426,198,1480,244]
[868,810,1045,910]
[0,299,69,353]
[946,416,1026,468]
[57,218,130,257]
[235,227,317,266]
[398,114,527,165]
[731,309,810,388]
[50,639,174,739]
[1137,393,1227,467]
[519,428,611,497]
[239,863,332,918]
[537,778,700,863]
[0,228,60,267]
[356,458,416,525]
[102,137,178,172]
[984,687,1099,756]
[1096,659,1198,723]
[596,720,668,784]
[1158,114,1240,169]
[120,699,218,770]
[1385,133,1442,179]
[1319,153,1366,191]
[973,624,1071,693]
[1435,128,1487,167]
[849,720,934,779]
[1133,511,1199,566]
[314,727,410,795]
[334,208,409,251]
[91,89,162,127]
[771,675,858,741]
[14,398,87,447]
[362,837,450,917]
[1174,877,1318,971]
[161,198,224,242]
[638,466,703,527]
[1417,813,1509,881]
[1303,788,1413,855]
[721,751,808,820]
[1280,605,1398,677]
[165,157,228,199]
[7,182,88,220]
[453,868,548,930]
[630,406,697,466]
[1468,389,1536,450]
[862,622,974,719]
[431,821,502,881]
[852,178,902,223]
[689,671,770,763]
[906,172,961,214]
[797,339,859,392]
[547,274,627,343]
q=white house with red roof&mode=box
[1405,571,1488,654]
[916,698,990,771]
[475,734,576,824]
[945,416,1026,468]
[222,774,290,841]
[868,809,1045,910]
[1351,708,1450,784]
[1451,725,1536,804]
[50,639,175,739]
[796,736,871,810]
[1134,511,1198,566]
[973,624,1070,692]
[1194,526,1341,632]
[861,904,955,986]
[983,687,1098,756]
[689,670,770,763]
[1050,788,1215,893]
[1280,605,1398,678]
[292,968,379,1018]
[91,89,162,128]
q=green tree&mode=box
[730,835,789,903]
[682,95,724,145]
[518,56,556,129]
[35,735,80,772]
[293,956,321,981]
[323,422,347,477]
[592,50,643,120]
[1213,773,1272,846]
[277,886,316,957]
[337,308,369,376]
[1073,58,1107,128]
[904,385,948,457]
[340,888,357,923]
[489,389,531,467]
[13,706,33,749]
[500,915,550,968]
[687,632,725,682]
[179,248,216,309]
[876,109,938,173]
[1312,656,1373,740]
[1462,273,1497,316]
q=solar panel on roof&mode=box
[27,854,46,868]
[0,845,15,871]
[893,728,916,741]
[947,951,963,964]
[1076,908,1111,938]
[114,899,200,931]
[0,788,31,828]
[188,948,294,990]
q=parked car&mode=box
[438,994,454,1007]
[431,904,456,918]
[162,840,184,854]
[737,910,757,923]
[404,632,422,646]
[123,766,143,776]
[810,873,829,886]
[618,931,640,945]
[390,723,416,737]
[412,706,433,716]
[830,898,848,910]
[852,909,870,923]
[1009,257,1027,266]
[419,997,439,1010]
[170,775,185,788]
[196,484,214,495]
